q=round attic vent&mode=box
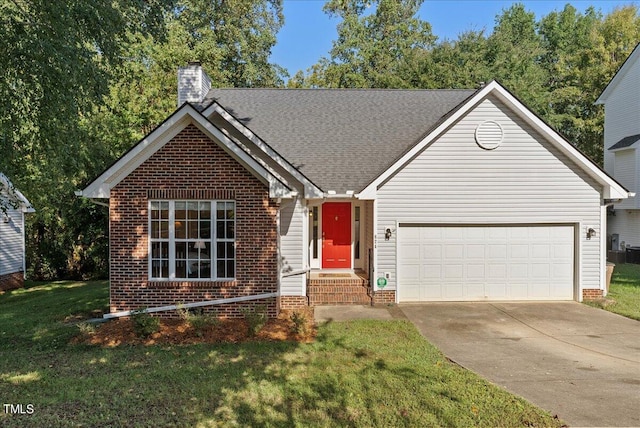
[475,120,503,150]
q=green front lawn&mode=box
[587,263,640,320]
[0,281,562,427]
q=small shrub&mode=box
[290,311,308,335]
[76,321,96,336]
[176,305,218,337]
[242,304,267,337]
[131,308,160,338]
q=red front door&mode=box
[322,202,351,268]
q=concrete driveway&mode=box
[400,302,640,427]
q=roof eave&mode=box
[78,104,294,200]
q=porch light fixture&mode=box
[2,213,8,223]
[586,227,596,240]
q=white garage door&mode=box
[398,225,575,301]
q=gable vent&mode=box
[475,120,503,150]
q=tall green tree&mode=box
[296,0,436,88]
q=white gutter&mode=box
[103,292,278,319]
[21,211,26,280]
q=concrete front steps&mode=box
[307,272,371,305]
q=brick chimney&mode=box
[177,61,212,107]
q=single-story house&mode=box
[596,42,640,251]
[0,173,34,291]
[78,63,631,317]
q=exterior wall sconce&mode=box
[2,213,9,223]
[586,227,596,240]
[385,228,392,241]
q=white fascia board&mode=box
[80,104,292,199]
[360,80,630,201]
[203,102,323,198]
[596,42,640,105]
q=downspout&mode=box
[276,197,282,304]
[21,211,26,281]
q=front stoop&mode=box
[308,275,372,305]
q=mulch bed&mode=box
[73,308,316,347]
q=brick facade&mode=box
[277,296,308,310]
[582,288,604,300]
[0,271,24,292]
[109,124,278,318]
[372,290,396,304]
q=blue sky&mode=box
[270,1,632,77]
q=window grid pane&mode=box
[150,200,234,280]
[215,201,235,279]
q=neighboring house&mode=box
[0,173,34,291]
[596,42,640,251]
[78,63,630,318]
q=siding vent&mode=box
[475,120,503,150]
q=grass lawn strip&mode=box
[586,263,640,320]
[0,281,563,427]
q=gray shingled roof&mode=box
[199,88,476,193]
[609,134,640,151]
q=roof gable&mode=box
[79,104,294,199]
[596,42,640,105]
[359,81,630,200]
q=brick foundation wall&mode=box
[278,296,308,310]
[0,271,24,291]
[109,124,278,318]
[372,290,396,304]
[582,288,604,300]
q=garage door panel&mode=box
[509,264,529,279]
[399,225,575,302]
[488,244,507,258]
[444,264,464,279]
[464,283,485,298]
[422,264,442,280]
[488,264,507,280]
[467,263,485,279]
[509,244,529,259]
[445,244,464,258]
[466,244,485,259]
[443,283,464,298]
[422,244,442,259]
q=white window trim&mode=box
[148,200,236,281]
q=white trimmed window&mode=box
[149,200,235,280]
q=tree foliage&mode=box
[291,0,435,88]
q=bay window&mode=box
[149,200,235,280]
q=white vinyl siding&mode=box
[602,54,640,202]
[0,209,24,276]
[377,95,603,295]
[613,150,636,209]
[608,209,640,248]
[280,197,305,296]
